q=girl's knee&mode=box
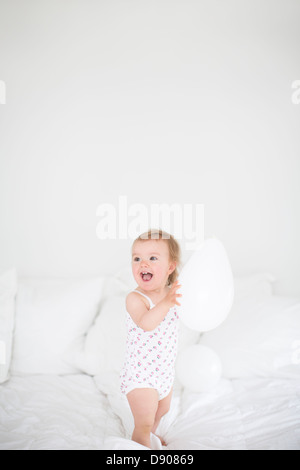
[135,414,156,430]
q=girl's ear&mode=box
[168,261,177,274]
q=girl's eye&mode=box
[150,256,157,261]
[133,257,140,262]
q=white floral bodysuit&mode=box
[120,289,179,401]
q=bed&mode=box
[0,268,299,450]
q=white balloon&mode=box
[176,344,222,392]
[178,237,234,332]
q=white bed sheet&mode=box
[171,377,300,450]
[0,375,299,450]
[0,375,122,450]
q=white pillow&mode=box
[11,276,104,375]
[233,272,275,302]
[82,294,128,376]
[199,294,300,379]
[0,268,17,383]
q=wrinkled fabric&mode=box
[1,375,299,450]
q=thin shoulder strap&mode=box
[133,289,155,308]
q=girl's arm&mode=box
[126,281,182,332]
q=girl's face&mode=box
[132,239,176,292]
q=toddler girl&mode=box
[120,229,182,448]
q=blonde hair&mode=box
[133,228,181,286]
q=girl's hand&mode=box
[164,280,182,309]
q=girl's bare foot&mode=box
[154,434,167,446]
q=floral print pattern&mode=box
[120,290,179,400]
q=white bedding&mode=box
[0,375,122,450]
[1,374,299,450]
[1,270,300,450]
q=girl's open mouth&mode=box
[140,272,153,282]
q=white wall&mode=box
[0,0,299,296]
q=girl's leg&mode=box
[151,387,173,439]
[126,388,159,448]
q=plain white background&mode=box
[0,0,299,296]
